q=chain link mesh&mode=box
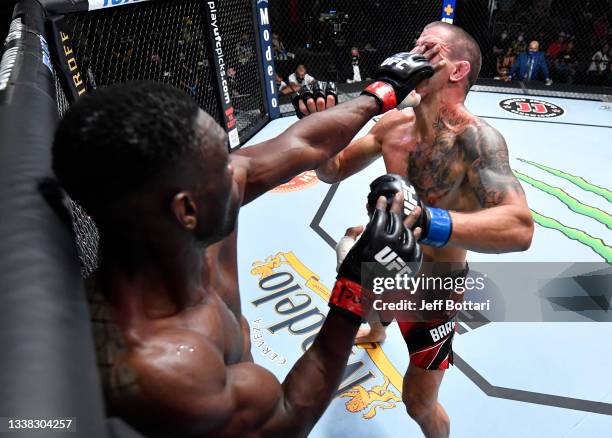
[68,200,100,279]
[214,0,267,136]
[62,0,220,121]
[54,70,70,117]
[269,0,612,93]
[459,0,612,87]
[269,1,440,85]
[50,0,268,277]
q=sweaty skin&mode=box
[97,95,387,437]
[315,23,533,438]
[316,34,532,263]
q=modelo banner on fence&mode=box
[203,0,240,149]
[256,0,279,119]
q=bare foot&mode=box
[355,324,387,344]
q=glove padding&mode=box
[292,81,338,119]
[367,174,453,248]
[330,202,422,322]
[362,53,433,113]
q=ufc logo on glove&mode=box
[374,246,414,277]
[400,180,419,216]
[380,53,415,70]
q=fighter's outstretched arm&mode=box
[234,51,436,204]
[315,107,416,183]
[234,95,379,204]
[451,124,534,252]
[314,128,382,183]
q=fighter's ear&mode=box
[449,60,471,84]
[172,191,198,230]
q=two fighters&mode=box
[305,22,534,437]
[52,54,435,436]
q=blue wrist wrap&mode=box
[420,207,452,247]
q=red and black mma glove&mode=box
[330,203,422,323]
[362,53,434,114]
[367,174,453,248]
[292,81,338,119]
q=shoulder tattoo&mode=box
[461,125,524,207]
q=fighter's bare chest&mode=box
[199,244,248,363]
[406,132,468,208]
[182,293,246,364]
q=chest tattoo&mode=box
[407,115,466,204]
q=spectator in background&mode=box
[553,40,578,84]
[493,29,511,58]
[346,47,363,83]
[272,32,295,61]
[236,32,254,65]
[587,42,610,85]
[592,15,610,43]
[511,31,527,54]
[275,72,292,95]
[546,32,568,60]
[288,64,316,91]
[509,40,553,85]
[227,67,240,97]
[496,46,515,81]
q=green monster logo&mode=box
[514,158,612,262]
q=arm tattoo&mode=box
[462,125,524,208]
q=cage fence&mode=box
[268,0,612,115]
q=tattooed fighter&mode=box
[309,22,534,437]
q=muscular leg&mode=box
[402,363,450,438]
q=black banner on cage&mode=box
[202,0,240,150]
[47,16,87,102]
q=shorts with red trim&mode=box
[398,318,457,370]
[397,262,468,370]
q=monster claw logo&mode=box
[339,376,401,419]
[514,158,612,262]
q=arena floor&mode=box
[237,91,612,437]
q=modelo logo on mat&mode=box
[250,251,403,419]
[271,171,318,193]
[499,98,565,118]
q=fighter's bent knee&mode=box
[403,393,434,422]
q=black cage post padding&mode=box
[0,0,106,436]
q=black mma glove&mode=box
[367,174,453,248]
[330,200,422,322]
[292,81,338,119]
[362,53,433,113]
